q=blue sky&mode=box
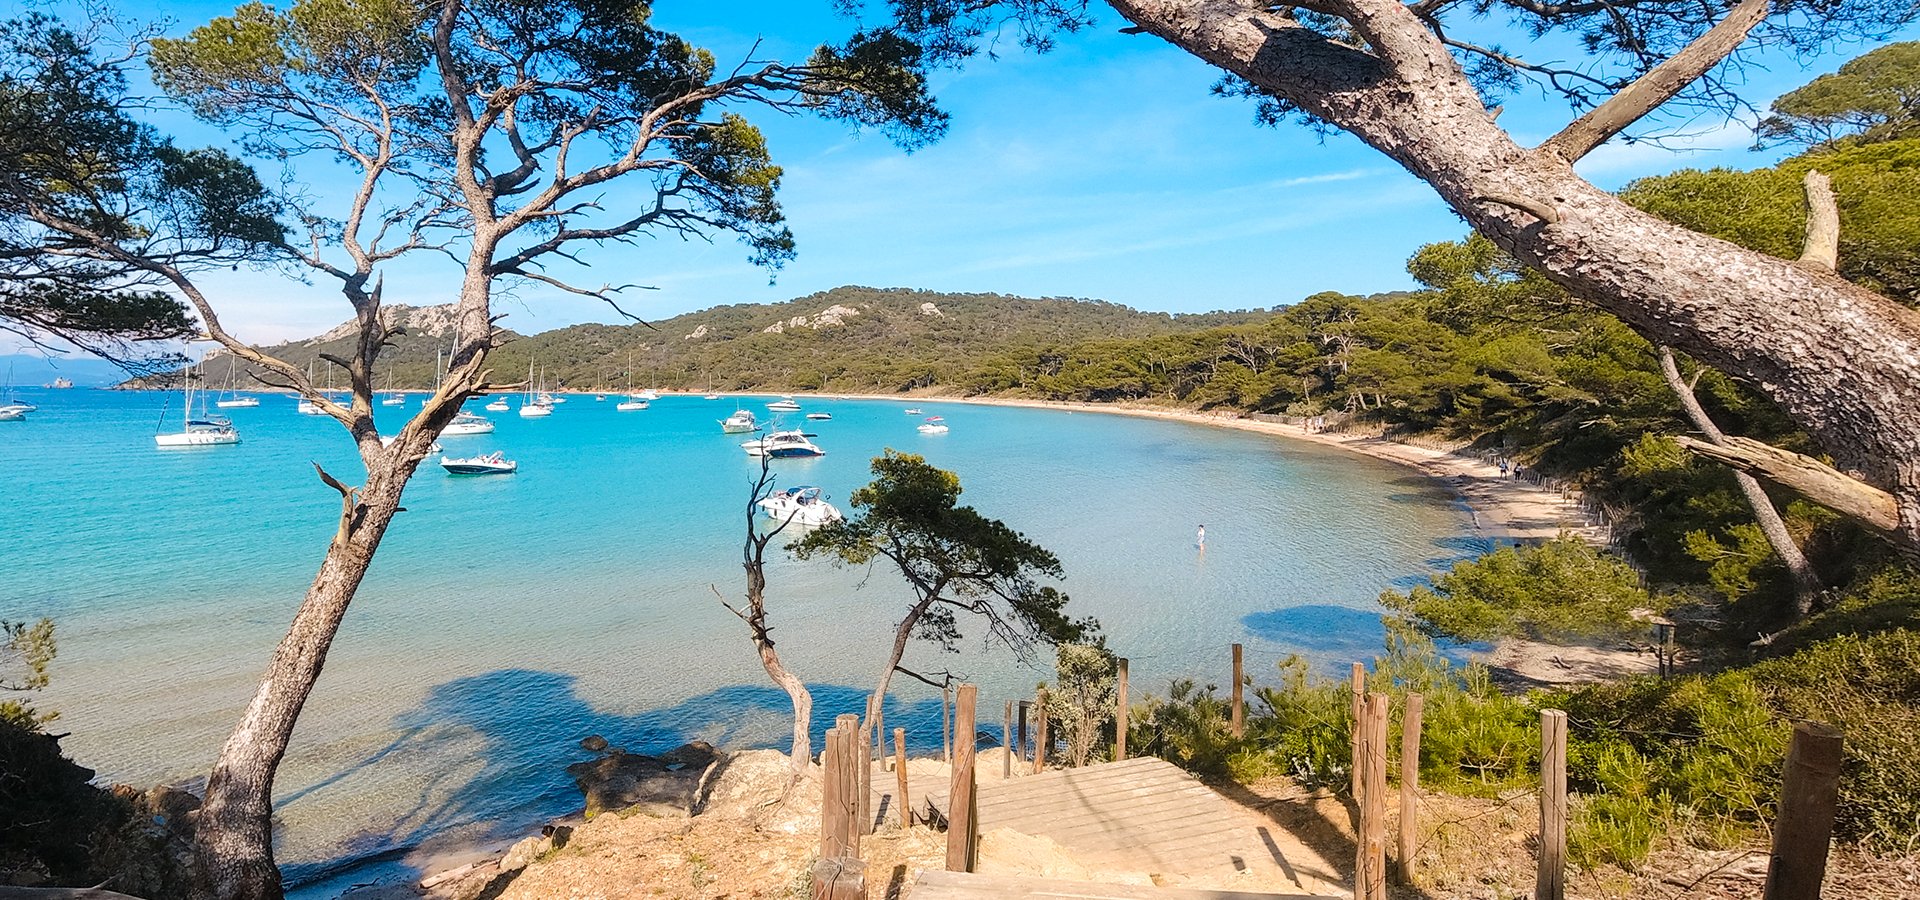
[36,0,1920,347]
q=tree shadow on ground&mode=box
[1206,775,1447,900]
[282,669,941,896]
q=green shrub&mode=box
[1126,679,1239,776]
[1045,643,1117,767]
[1238,656,1350,786]
[1750,629,1920,848]
[1380,537,1646,643]
[1550,671,1788,862]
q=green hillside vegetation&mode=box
[178,286,1277,396]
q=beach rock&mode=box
[698,748,821,833]
[566,741,719,818]
[499,824,572,872]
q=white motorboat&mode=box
[805,412,832,420]
[766,397,801,412]
[440,451,516,475]
[296,397,325,414]
[594,394,607,401]
[742,430,825,458]
[903,408,922,415]
[638,388,661,401]
[381,393,406,406]
[156,372,240,447]
[918,416,949,434]
[485,398,510,412]
[721,408,760,434]
[442,412,495,435]
[757,486,843,527]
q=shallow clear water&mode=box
[2,389,1480,888]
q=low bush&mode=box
[1749,628,1920,849]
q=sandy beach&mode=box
[888,394,1605,544]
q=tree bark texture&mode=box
[193,266,502,900]
[1107,0,1920,555]
[1659,348,1824,614]
[192,465,410,900]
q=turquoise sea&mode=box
[2,388,1481,891]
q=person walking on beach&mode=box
[1197,524,1206,546]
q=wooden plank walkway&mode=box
[973,757,1296,880]
[910,870,1339,900]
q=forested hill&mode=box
[193,286,1283,394]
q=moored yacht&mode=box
[766,396,801,412]
[756,486,843,527]
[442,412,495,435]
[742,430,824,458]
[720,408,759,434]
[917,416,949,434]
[440,451,516,475]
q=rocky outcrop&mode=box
[565,741,720,819]
[762,304,862,334]
[697,749,819,834]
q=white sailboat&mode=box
[156,369,240,447]
[380,365,406,405]
[0,366,33,421]
[617,352,649,410]
[520,360,552,417]
[214,365,260,408]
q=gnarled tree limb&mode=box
[1799,170,1839,272]
[1675,435,1900,533]
[1540,0,1769,163]
[1660,347,1822,615]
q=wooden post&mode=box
[1003,701,1013,779]
[942,685,953,763]
[1355,693,1389,900]
[1115,658,1129,762]
[1397,693,1424,886]
[1350,663,1365,801]
[1033,687,1049,774]
[893,727,911,828]
[819,725,855,859]
[1538,710,1567,900]
[834,715,862,843]
[946,684,979,872]
[1764,721,1844,900]
[1231,643,1245,739]
[1016,701,1029,764]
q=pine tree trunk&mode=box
[1109,0,1920,555]
[191,476,406,900]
